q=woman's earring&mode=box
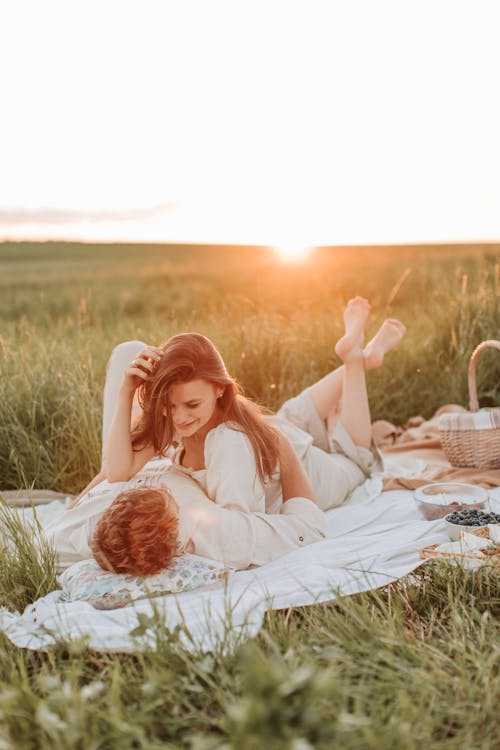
[218,392,223,398]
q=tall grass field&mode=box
[0,241,499,749]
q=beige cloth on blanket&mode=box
[373,404,500,490]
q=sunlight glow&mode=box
[273,243,313,263]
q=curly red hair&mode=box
[91,486,179,576]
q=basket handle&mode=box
[468,339,500,412]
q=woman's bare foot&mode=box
[363,318,406,370]
[335,297,370,363]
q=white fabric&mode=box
[275,387,383,510]
[173,406,382,514]
[473,411,498,430]
[439,409,500,431]
[3,486,497,653]
[174,423,270,512]
[432,524,500,570]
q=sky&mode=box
[1,0,500,251]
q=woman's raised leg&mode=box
[334,298,372,449]
[308,316,406,424]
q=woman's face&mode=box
[167,379,222,438]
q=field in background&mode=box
[0,241,499,749]
[0,240,498,494]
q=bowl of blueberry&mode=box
[444,509,500,541]
[414,482,489,521]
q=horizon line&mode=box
[1,237,500,249]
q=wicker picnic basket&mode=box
[420,526,500,568]
[439,340,500,469]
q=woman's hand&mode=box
[122,346,164,393]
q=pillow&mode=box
[58,554,233,610]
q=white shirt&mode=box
[173,418,313,514]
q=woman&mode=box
[98,297,405,514]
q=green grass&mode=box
[0,501,59,612]
[0,240,499,748]
[0,241,498,494]
[0,503,498,749]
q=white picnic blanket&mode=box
[2,476,499,654]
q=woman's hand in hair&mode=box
[122,346,164,393]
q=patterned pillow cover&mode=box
[58,554,232,610]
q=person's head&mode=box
[91,486,180,575]
[132,332,281,483]
[133,332,236,447]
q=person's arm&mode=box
[278,432,315,502]
[105,345,162,482]
[105,386,155,481]
[192,497,327,569]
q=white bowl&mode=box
[443,515,495,542]
[414,482,489,521]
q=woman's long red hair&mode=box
[132,332,280,484]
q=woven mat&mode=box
[0,491,72,508]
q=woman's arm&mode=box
[278,433,315,502]
[105,386,152,481]
[105,346,162,482]
[195,497,326,569]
